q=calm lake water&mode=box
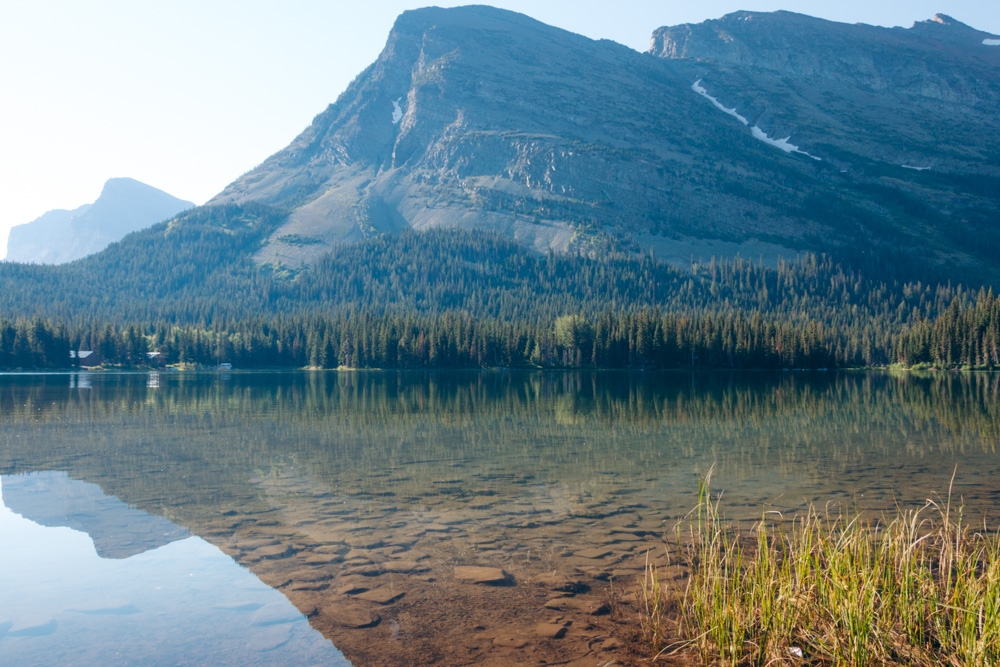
[1,370,997,665]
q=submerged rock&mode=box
[354,587,405,605]
[327,604,381,628]
[453,566,510,585]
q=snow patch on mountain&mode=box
[751,125,821,160]
[983,39,1000,46]
[392,97,404,124]
[692,80,749,125]
[693,80,820,160]
[751,126,797,152]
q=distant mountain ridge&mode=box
[5,178,193,264]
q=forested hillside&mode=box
[0,204,996,371]
[0,203,984,322]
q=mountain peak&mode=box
[917,13,979,32]
[930,14,960,26]
[102,176,144,187]
[5,178,192,264]
[384,4,577,58]
[97,176,183,200]
[392,4,538,29]
[718,10,823,24]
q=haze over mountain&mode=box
[207,5,999,283]
[4,178,193,265]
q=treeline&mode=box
[2,311,837,370]
[896,292,1000,369]
[3,297,996,372]
[0,318,72,370]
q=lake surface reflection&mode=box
[0,371,997,665]
[0,472,348,666]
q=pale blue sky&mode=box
[2,1,998,256]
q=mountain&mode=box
[208,6,1000,284]
[0,6,997,330]
[4,178,193,264]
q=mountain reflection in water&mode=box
[3,471,189,558]
[0,473,349,667]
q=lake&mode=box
[1,370,997,665]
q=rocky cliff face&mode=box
[5,178,193,264]
[211,6,1000,283]
[652,12,999,93]
[211,7,827,268]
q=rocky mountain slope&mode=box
[209,6,1000,284]
[5,178,193,264]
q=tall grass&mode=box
[640,474,1000,665]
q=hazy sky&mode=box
[2,1,998,256]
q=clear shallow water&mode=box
[0,370,997,665]
[0,473,348,666]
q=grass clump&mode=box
[641,473,1000,665]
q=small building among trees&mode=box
[70,350,104,368]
